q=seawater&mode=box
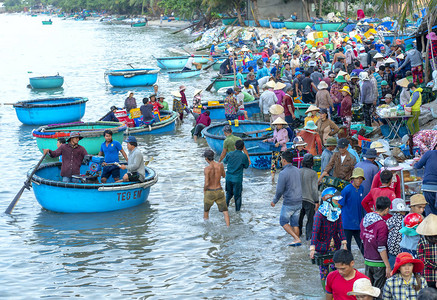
[0,14,332,299]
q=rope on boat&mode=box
[13,97,88,108]
[32,122,127,138]
[98,176,158,191]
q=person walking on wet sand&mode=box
[203,149,230,226]
[271,150,303,246]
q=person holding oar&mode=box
[43,132,88,183]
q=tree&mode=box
[250,0,260,27]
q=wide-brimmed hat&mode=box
[67,132,83,142]
[364,148,378,159]
[171,91,182,98]
[304,120,318,130]
[335,75,347,83]
[350,72,359,79]
[179,85,186,91]
[194,88,203,96]
[370,141,386,153]
[325,137,337,146]
[385,57,396,64]
[269,104,284,115]
[416,214,437,236]
[406,44,414,51]
[317,81,328,89]
[266,81,276,89]
[373,53,384,59]
[305,105,320,114]
[427,32,437,40]
[397,78,410,88]
[274,82,286,90]
[311,48,317,53]
[390,198,410,213]
[272,117,288,125]
[396,53,405,59]
[347,278,381,297]
[293,136,307,146]
[241,45,250,52]
[391,252,424,276]
[410,194,428,206]
[350,167,365,180]
[381,80,388,86]
[340,86,351,95]
[338,70,348,76]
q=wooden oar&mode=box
[127,63,135,69]
[243,128,272,135]
[205,74,222,92]
[5,153,47,214]
[203,59,219,71]
[2,103,15,105]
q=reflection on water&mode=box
[0,14,328,299]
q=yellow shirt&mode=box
[305,115,319,126]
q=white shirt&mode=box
[185,57,194,69]
[236,93,244,109]
[259,89,276,114]
[341,155,346,163]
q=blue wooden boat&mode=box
[13,97,88,126]
[42,20,53,25]
[155,55,211,69]
[168,69,201,80]
[32,121,127,154]
[313,22,347,32]
[259,20,270,27]
[244,20,255,27]
[29,75,64,89]
[201,100,260,120]
[131,22,146,27]
[271,21,285,29]
[30,162,158,213]
[125,111,178,135]
[106,69,159,87]
[202,120,276,169]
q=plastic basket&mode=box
[322,31,329,38]
[258,141,281,152]
[130,108,141,119]
[208,101,220,106]
[325,43,334,50]
[311,252,335,266]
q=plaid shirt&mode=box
[382,273,428,300]
[418,236,437,283]
[311,211,346,254]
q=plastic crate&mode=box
[322,31,329,38]
[321,176,350,191]
[325,43,334,50]
[400,145,420,157]
[323,38,329,44]
[316,31,323,38]
[311,252,335,266]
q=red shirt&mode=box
[282,94,295,116]
[371,169,401,198]
[326,269,369,300]
[361,186,396,220]
[340,95,352,117]
[49,143,88,177]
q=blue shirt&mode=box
[273,164,303,206]
[415,150,437,184]
[355,159,380,196]
[102,111,119,122]
[223,150,249,183]
[339,183,364,230]
[100,140,122,163]
[256,67,269,80]
[321,149,333,176]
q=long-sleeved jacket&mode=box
[324,151,356,180]
[399,49,423,69]
[266,128,289,151]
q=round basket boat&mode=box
[125,111,178,135]
[29,75,64,89]
[32,121,127,154]
[30,162,158,213]
[13,97,88,126]
[106,69,159,87]
[202,120,279,169]
[201,100,260,120]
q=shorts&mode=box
[204,189,228,212]
[127,172,140,182]
[279,204,302,227]
[101,165,121,179]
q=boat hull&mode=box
[294,103,311,118]
[212,60,225,70]
[313,22,347,32]
[271,22,285,29]
[42,21,52,25]
[126,111,178,135]
[212,78,234,91]
[156,56,210,69]
[284,21,313,29]
[29,75,64,89]
[131,22,146,27]
[201,100,260,120]
[222,18,237,25]
[13,97,87,125]
[107,68,158,87]
[32,122,127,154]
[249,152,273,170]
[31,163,157,213]
[259,20,270,27]
[168,70,201,79]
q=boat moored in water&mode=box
[29,75,64,89]
[168,69,201,80]
[106,68,159,87]
[32,121,127,154]
[201,100,260,120]
[13,97,88,126]
[30,162,158,213]
[125,110,179,135]
[155,55,212,69]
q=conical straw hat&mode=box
[416,214,437,236]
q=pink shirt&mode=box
[274,90,286,105]
[266,128,289,151]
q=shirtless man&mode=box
[203,149,230,226]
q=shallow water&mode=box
[0,14,351,299]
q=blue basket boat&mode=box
[202,120,277,169]
[259,20,270,27]
[125,111,179,135]
[106,69,159,87]
[13,97,88,126]
[131,22,146,27]
[201,100,260,120]
[168,69,201,80]
[155,55,211,69]
[29,75,64,89]
[30,162,158,213]
[271,21,285,29]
